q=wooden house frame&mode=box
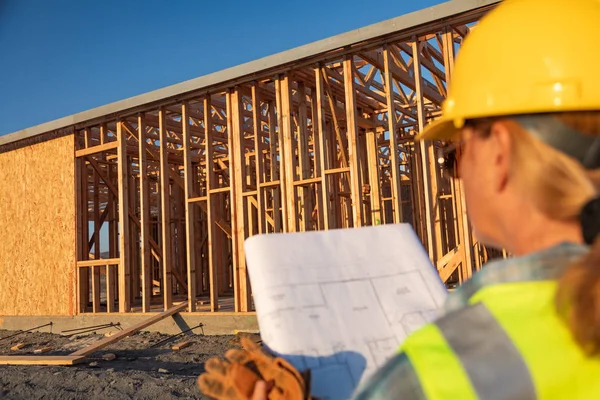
[0,0,505,318]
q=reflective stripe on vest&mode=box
[437,302,536,399]
[401,281,600,399]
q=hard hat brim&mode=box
[414,118,460,142]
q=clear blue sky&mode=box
[0,0,445,136]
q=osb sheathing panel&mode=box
[0,135,75,316]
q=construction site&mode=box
[0,0,506,398]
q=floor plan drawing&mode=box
[245,224,448,400]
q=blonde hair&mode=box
[493,112,600,354]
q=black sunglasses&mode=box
[437,142,460,179]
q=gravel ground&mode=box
[0,329,259,399]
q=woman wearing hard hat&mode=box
[248,0,600,398]
[347,0,600,398]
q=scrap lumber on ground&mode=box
[71,301,188,357]
[171,341,191,351]
[33,347,52,354]
[0,356,85,366]
[0,301,188,366]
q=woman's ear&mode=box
[489,120,513,193]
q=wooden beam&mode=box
[71,302,188,357]
[107,164,117,313]
[33,347,52,354]
[182,103,197,312]
[252,83,265,235]
[274,77,289,232]
[205,96,219,312]
[420,42,443,258]
[443,26,456,80]
[267,101,282,232]
[412,39,435,261]
[315,65,331,230]
[457,176,474,282]
[159,107,173,310]
[366,128,382,225]
[75,141,118,158]
[75,157,89,314]
[410,134,428,249]
[139,114,152,313]
[383,45,404,224]
[413,41,443,261]
[77,258,120,267]
[309,80,324,231]
[229,88,250,312]
[100,123,107,145]
[172,341,192,351]
[343,56,363,228]
[297,82,311,232]
[117,121,132,313]
[0,356,86,366]
[321,69,349,167]
[438,246,464,283]
[280,74,297,232]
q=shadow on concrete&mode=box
[172,313,191,332]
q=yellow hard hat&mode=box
[417,0,600,141]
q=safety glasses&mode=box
[434,118,490,180]
[437,142,461,179]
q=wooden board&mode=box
[0,135,75,316]
[71,301,188,357]
[172,341,191,351]
[0,356,85,366]
[33,347,52,354]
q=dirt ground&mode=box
[0,328,258,399]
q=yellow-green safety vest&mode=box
[400,281,600,399]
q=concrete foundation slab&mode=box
[0,313,258,336]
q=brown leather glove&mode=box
[198,337,311,400]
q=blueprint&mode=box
[244,224,448,400]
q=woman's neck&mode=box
[505,217,583,256]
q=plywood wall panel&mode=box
[0,135,75,316]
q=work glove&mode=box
[198,337,312,400]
